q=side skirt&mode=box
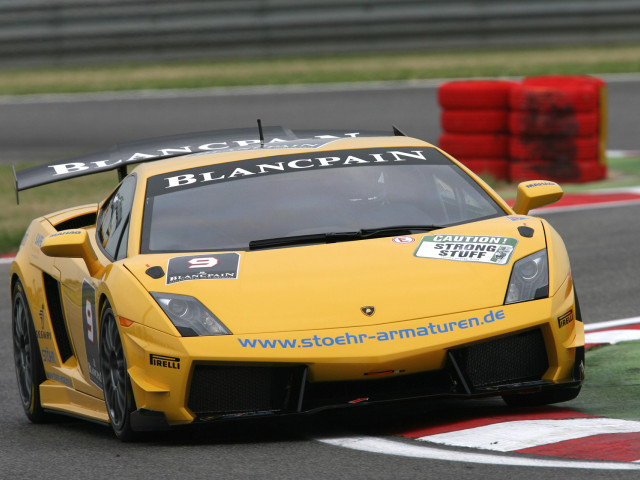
[40,380,109,424]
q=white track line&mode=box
[584,317,640,331]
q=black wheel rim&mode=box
[100,311,128,431]
[12,294,33,410]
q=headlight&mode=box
[151,292,231,337]
[504,249,549,305]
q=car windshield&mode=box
[141,147,505,252]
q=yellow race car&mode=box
[11,126,584,440]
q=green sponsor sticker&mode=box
[414,234,518,265]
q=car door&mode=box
[54,175,137,398]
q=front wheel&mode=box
[99,303,137,441]
[12,279,51,423]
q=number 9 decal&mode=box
[86,299,94,343]
[188,257,219,269]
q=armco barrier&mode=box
[1,0,640,66]
[438,76,607,183]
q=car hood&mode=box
[124,216,547,334]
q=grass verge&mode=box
[570,341,640,421]
[1,44,640,95]
[0,167,117,254]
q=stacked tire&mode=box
[508,76,607,183]
[438,80,517,180]
[437,76,607,183]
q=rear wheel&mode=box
[12,279,50,423]
[99,303,137,441]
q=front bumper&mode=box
[120,287,583,429]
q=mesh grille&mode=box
[188,365,304,416]
[451,329,548,389]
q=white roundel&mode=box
[392,236,415,244]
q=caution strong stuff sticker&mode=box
[414,234,518,265]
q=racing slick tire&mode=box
[438,80,517,109]
[12,279,52,423]
[100,303,138,441]
[441,110,509,134]
[509,84,599,113]
[438,133,509,158]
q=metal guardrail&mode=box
[2,0,640,66]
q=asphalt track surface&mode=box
[2,78,640,479]
[2,203,640,479]
[1,74,640,164]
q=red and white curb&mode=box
[0,254,14,264]
[399,409,640,462]
[585,317,640,347]
[531,187,640,214]
[321,406,640,469]
[322,318,640,468]
[319,435,640,470]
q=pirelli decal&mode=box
[150,354,180,369]
[558,310,574,328]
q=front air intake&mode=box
[449,328,549,390]
[187,365,305,417]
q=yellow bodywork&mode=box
[10,136,583,427]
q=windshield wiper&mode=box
[249,232,361,250]
[248,225,443,250]
[357,225,443,237]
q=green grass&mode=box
[0,166,118,254]
[1,44,640,95]
[3,156,639,255]
[570,341,640,421]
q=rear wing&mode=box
[13,125,404,204]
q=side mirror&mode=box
[41,229,105,278]
[512,180,563,215]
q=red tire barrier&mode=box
[523,75,605,90]
[438,80,518,109]
[439,133,509,158]
[456,159,509,180]
[442,110,509,134]
[509,161,606,184]
[509,136,599,163]
[438,75,607,184]
[509,84,599,113]
[509,112,599,136]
